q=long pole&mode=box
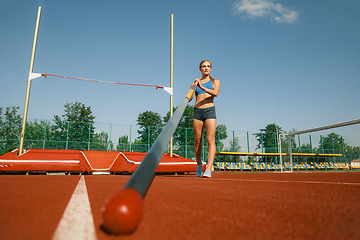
[169,14,174,157]
[102,82,198,234]
[19,6,42,155]
[125,84,196,197]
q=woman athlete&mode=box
[189,60,220,178]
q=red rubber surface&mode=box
[1,171,360,240]
[0,149,201,173]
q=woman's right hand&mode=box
[192,78,200,87]
[191,79,197,88]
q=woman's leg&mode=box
[193,118,204,165]
[205,118,217,170]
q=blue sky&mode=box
[1,0,359,135]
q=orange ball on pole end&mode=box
[101,188,143,235]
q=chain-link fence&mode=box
[1,119,359,164]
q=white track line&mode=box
[215,178,360,186]
[52,176,97,240]
[163,176,360,186]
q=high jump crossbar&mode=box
[29,73,173,95]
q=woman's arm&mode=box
[188,80,198,102]
[198,79,220,97]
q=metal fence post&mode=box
[185,128,187,158]
[331,135,334,154]
[130,125,132,152]
[217,129,220,171]
[88,122,91,150]
[42,120,47,149]
[247,131,250,153]
[148,126,150,151]
[288,135,293,171]
[66,121,69,150]
[274,132,277,153]
[233,131,235,152]
[341,136,345,163]
[320,135,324,153]
[202,131,205,162]
[108,123,112,151]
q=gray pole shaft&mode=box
[125,94,192,198]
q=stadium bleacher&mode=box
[214,161,350,171]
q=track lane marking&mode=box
[214,178,360,185]
[158,176,360,185]
[52,176,97,240]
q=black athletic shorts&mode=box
[193,106,216,122]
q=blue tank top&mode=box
[195,79,213,96]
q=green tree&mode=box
[51,102,96,150]
[91,131,113,151]
[164,105,195,148]
[220,134,241,162]
[0,106,22,155]
[136,111,163,151]
[216,124,228,151]
[24,120,48,149]
[344,145,360,162]
[228,135,241,152]
[308,133,360,162]
[132,138,147,152]
[116,135,130,151]
[254,123,288,163]
[300,143,313,153]
[254,123,284,153]
[164,105,194,128]
[280,129,298,153]
[319,133,342,154]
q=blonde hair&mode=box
[199,60,215,89]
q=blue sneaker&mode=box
[196,162,203,177]
[202,169,211,178]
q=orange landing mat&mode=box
[0,149,200,174]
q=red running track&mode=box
[1,171,360,240]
